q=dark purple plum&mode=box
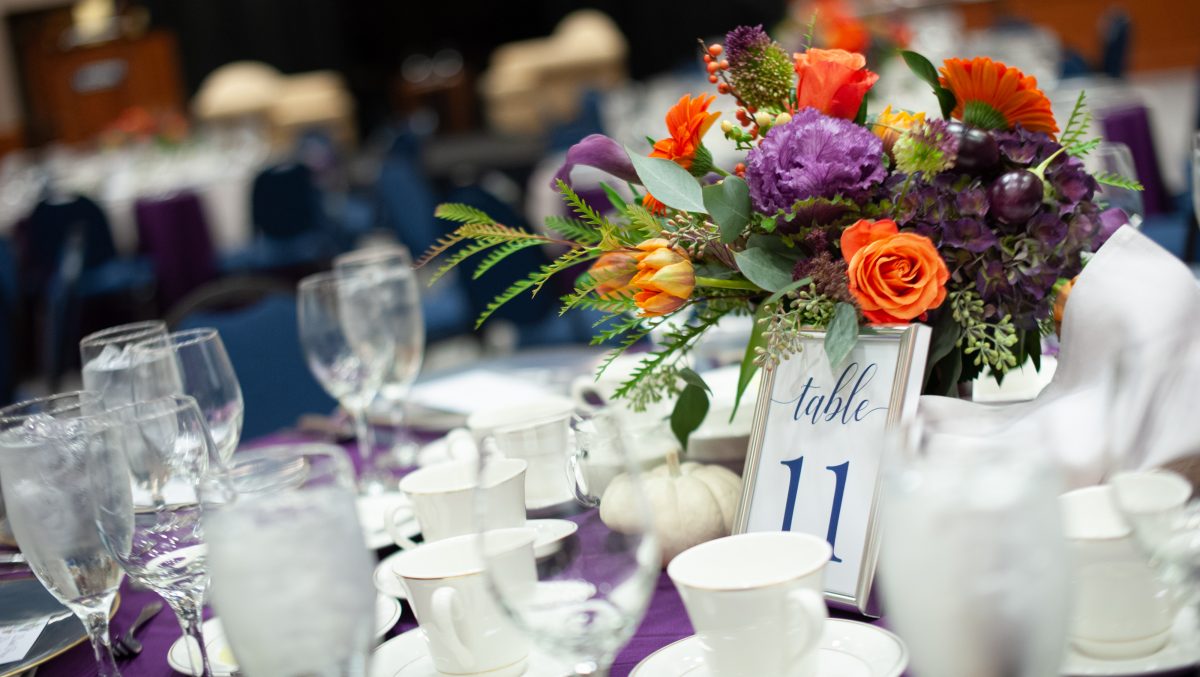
[988,170,1043,224]
[947,120,999,174]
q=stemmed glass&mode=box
[1091,142,1144,228]
[80,321,169,408]
[85,395,221,677]
[297,271,396,491]
[333,246,425,468]
[878,421,1071,677]
[131,329,244,462]
[200,444,377,677]
[474,413,660,676]
[0,392,125,677]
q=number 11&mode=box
[780,456,849,563]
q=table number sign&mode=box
[733,324,931,616]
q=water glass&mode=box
[132,329,244,461]
[878,422,1070,677]
[475,419,659,676]
[80,321,169,408]
[87,395,221,677]
[0,392,124,677]
[201,444,377,677]
[1091,142,1144,227]
[1192,131,1199,224]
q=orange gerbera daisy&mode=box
[642,193,667,215]
[939,57,1058,139]
[649,93,720,170]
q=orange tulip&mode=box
[841,219,949,324]
[793,48,879,120]
[589,251,639,298]
[630,239,695,316]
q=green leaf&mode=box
[627,152,707,213]
[702,177,752,243]
[600,183,628,213]
[434,203,496,225]
[732,304,770,420]
[1095,172,1144,191]
[733,248,794,292]
[543,216,602,245]
[1025,328,1042,373]
[677,367,711,394]
[900,50,957,119]
[853,95,868,125]
[764,276,812,305]
[670,384,710,451]
[924,308,962,383]
[824,302,860,370]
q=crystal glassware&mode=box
[0,392,125,677]
[297,271,395,491]
[200,444,377,677]
[1091,141,1144,228]
[80,321,169,409]
[878,421,1071,677]
[86,395,221,677]
[474,414,659,676]
[131,328,244,462]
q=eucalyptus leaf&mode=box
[924,308,961,383]
[671,385,710,451]
[732,304,770,421]
[677,367,711,394]
[702,177,752,243]
[600,183,627,212]
[733,248,794,292]
[627,152,707,213]
[764,276,812,306]
[824,302,860,370]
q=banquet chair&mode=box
[134,191,218,310]
[221,162,335,274]
[0,238,16,405]
[171,280,337,439]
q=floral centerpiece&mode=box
[420,25,1139,447]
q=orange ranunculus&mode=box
[871,105,925,154]
[649,93,720,170]
[793,48,879,120]
[630,238,695,316]
[589,250,638,298]
[938,57,1058,138]
[841,219,949,324]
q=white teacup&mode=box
[391,459,526,545]
[1060,485,1176,659]
[489,414,576,509]
[668,532,831,677]
[391,529,537,677]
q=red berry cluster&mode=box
[702,44,731,93]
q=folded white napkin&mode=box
[917,226,1200,488]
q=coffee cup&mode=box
[667,532,831,677]
[391,529,536,676]
[391,459,526,546]
[1060,485,1176,659]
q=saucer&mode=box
[369,628,568,677]
[1061,607,1200,676]
[374,550,411,599]
[168,596,404,676]
[358,493,418,550]
[631,619,908,677]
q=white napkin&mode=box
[917,226,1200,488]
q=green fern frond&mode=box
[1060,91,1091,149]
[429,239,499,283]
[1066,138,1102,158]
[596,316,667,377]
[472,240,546,279]
[625,204,663,239]
[1095,171,1144,191]
[531,247,598,296]
[458,223,550,242]
[610,306,731,401]
[416,231,469,268]
[557,180,613,232]
[544,216,602,245]
[434,203,496,225]
[474,248,601,328]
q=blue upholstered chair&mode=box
[221,163,335,273]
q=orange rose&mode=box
[589,251,638,298]
[840,219,949,324]
[793,48,879,120]
[630,239,695,316]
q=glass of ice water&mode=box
[0,391,125,677]
[86,395,223,677]
[80,321,169,409]
[200,444,377,677]
[131,328,244,462]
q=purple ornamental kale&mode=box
[744,108,886,215]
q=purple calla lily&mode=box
[552,134,640,189]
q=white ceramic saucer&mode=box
[369,628,568,677]
[358,493,419,550]
[168,596,404,676]
[631,619,908,677]
[1061,607,1200,676]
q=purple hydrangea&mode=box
[995,125,1058,166]
[745,108,886,215]
[942,218,998,253]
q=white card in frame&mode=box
[733,324,931,616]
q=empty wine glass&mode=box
[334,246,425,469]
[0,392,125,677]
[878,421,1070,677]
[200,444,377,677]
[80,321,169,408]
[1091,142,1144,228]
[297,271,395,491]
[474,413,659,676]
[1192,131,1199,224]
[131,329,244,461]
[86,395,221,677]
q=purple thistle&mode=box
[725,25,772,66]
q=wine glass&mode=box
[200,444,377,677]
[131,328,244,461]
[334,246,425,469]
[85,395,222,677]
[0,391,125,677]
[1192,131,1199,225]
[80,320,169,408]
[297,271,395,491]
[1091,142,1144,228]
[878,420,1071,677]
[474,413,660,676]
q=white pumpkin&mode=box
[599,451,742,565]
